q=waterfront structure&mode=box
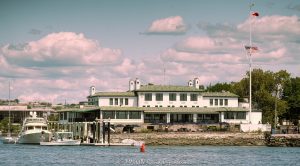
[0,105,54,123]
[58,78,262,126]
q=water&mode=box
[1,143,300,166]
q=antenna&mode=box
[163,62,166,85]
[8,81,11,137]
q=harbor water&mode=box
[1,143,300,166]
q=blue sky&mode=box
[0,0,299,103]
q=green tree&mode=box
[282,77,300,124]
[206,82,234,92]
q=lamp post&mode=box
[274,84,282,133]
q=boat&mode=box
[40,131,81,146]
[18,112,51,144]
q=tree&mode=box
[282,77,300,124]
[206,82,234,92]
[209,69,292,124]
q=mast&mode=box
[8,81,11,137]
[163,63,166,85]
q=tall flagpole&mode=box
[248,3,254,123]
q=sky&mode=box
[0,0,299,104]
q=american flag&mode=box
[252,12,259,17]
[245,46,259,54]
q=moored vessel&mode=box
[40,131,81,146]
[18,112,51,144]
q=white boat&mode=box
[40,131,81,146]
[1,136,17,144]
[18,112,51,144]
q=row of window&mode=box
[210,99,228,106]
[144,93,198,102]
[102,111,141,119]
[109,98,129,106]
[224,112,246,119]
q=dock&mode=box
[80,143,134,146]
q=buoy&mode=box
[140,143,145,153]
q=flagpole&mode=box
[248,3,254,123]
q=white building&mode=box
[59,78,262,126]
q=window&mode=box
[115,98,118,105]
[129,111,141,119]
[64,112,67,120]
[116,111,127,119]
[156,93,163,101]
[169,93,176,101]
[120,98,124,106]
[180,93,187,101]
[145,93,152,101]
[103,111,115,119]
[125,98,128,105]
[60,113,64,120]
[224,112,234,119]
[219,99,223,106]
[224,99,228,106]
[236,112,246,119]
[109,98,113,105]
[190,94,198,101]
[210,99,213,106]
[214,99,218,106]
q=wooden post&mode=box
[92,122,96,143]
[102,121,105,144]
[108,122,110,145]
[97,122,101,143]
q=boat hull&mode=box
[1,136,17,144]
[40,140,81,146]
[18,131,50,144]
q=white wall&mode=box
[202,97,238,107]
[98,97,137,107]
[137,92,203,107]
[250,112,262,124]
[240,124,271,132]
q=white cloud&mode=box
[113,58,136,76]
[145,16,187,34]
[238,15,300,38]
[1,32,122,67]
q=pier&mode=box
[48,120,134,146]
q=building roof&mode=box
[58,106,100,113]
[201,92,239,98]
[136,85,203,92]
[89,92,136,97]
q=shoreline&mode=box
[111,132,266,146]
[111,132,300,147]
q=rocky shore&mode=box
[265,134,300,147]
[111,132,266,146]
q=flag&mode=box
[245,46,259,54]
[252,12,259,17]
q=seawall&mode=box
[265,134,300,147]
[111,132,266,146]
